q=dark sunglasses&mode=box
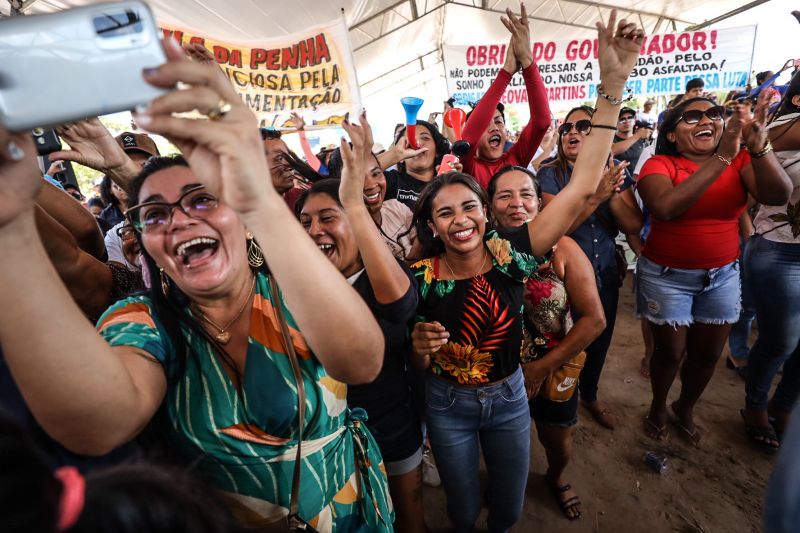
[678,106,725,125]
[126,185,219,234]
[558,119,592,136]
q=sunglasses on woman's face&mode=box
[558,119,592,136]
[678,106,725,125]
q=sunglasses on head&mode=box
[678,106,725,125]
[557,119,592,136]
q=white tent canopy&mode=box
[2,0,769,138]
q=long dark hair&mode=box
[99,175,119,208]
[284,149,325,185]
[409,172,489,258]
[71,464,241,533]
[655,97,718,157]
[541,106,594,185]
[127,155,267,384]
[393,120,451,172]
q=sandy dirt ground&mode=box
[423,276,775,533]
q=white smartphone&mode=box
[0,1,168,132]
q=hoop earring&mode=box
[159,268,169,296]
[247,233,264,268]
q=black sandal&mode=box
[548,482,582,521]
[741,409,780,452]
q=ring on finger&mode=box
[207,99,233,121]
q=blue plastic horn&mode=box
[401,96,424,149]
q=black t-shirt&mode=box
[613,135,649,170]
[410,225,547,384]
[384,168,431,210]
[348,262,418,418]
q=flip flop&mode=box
[547,481,581,521]
[644,416,669,441]
[669,402,702,447]
[741,409,780,453]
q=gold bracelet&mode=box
[715,153,732,166]
[749,140,774,159]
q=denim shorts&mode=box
[635,255,741,327]
[529,388,579,427]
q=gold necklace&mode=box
[443,249,489,279]
[193,276,256,345]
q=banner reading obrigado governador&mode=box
[161,18,360,129]
[444,25,756,107]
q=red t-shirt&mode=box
[461,65,551,190]
[637,151,751,269]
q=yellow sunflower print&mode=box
[486,235,513,266]
[410,258,435,285]
[433,342,494,385]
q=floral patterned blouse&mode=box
[410,224,546,385]
[520,264,573,362]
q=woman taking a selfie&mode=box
[408,10,643,531]
[0,39,392,531]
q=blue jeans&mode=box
[744,235,800,412]
[578,265,619,402]
[764,405,800,532]
[729,238,756,359]
[425,367,530,533]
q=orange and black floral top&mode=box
[410,224,547,385]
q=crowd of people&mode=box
[0,3,798,533]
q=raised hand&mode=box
[339,111,374,210]
[741,89,772,153]
[719,111,745,160]
[133,37,271,219]
[289,111,306,131]
[392,135,428,161]
[0,129,43,228]
[594,157,628,202]
[501,2,533,69]
[183,42,216,65]
[596,10,645,86]
[52,118,136,180]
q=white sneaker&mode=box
[422,448,441,487]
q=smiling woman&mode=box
[406,7,646,529]
[637,93,793,448]
[0,36,393,532]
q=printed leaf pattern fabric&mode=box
[97,272,393,532]
[411,225,546,385]
[768,201,800,238]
